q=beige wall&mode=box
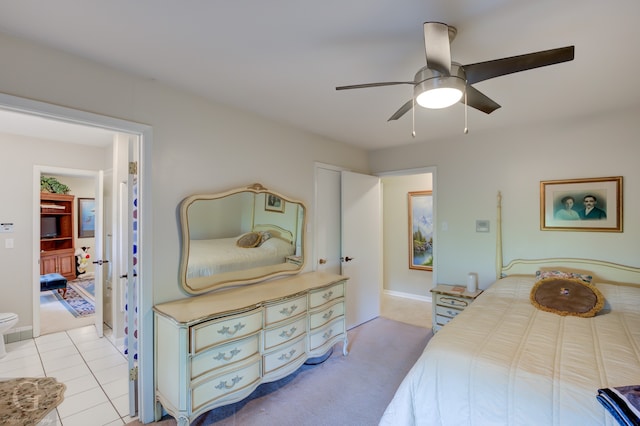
[369,109,640,289]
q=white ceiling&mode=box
[1,0,639,151]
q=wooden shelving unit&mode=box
[40,192,76,281]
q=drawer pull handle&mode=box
[322,291,334,301]
[279,327,297,339]
[217,322,245,337]
[322,310,334,320]
[279,305,298,317]
[215,375,242,390]
[213,348,241,362]
[278,349,296,361]
[323,328,334,340]
[446,310,459,317]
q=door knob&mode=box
[341,256,354,262]
[319,258,327,264]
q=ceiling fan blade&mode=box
[464,46,575,85]
[424,22,452,75]
[387,99,413,121]
[464,85,501,114]
[336,81,414,90]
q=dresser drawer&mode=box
[191,358,261,412]
[309,300,344,330]
[264,295,307,326]
[191,334,260,380]
[435,294,470,309]
[263,316,306,351]
[309,281,345,308]
[191,309,263,354]
[263,336,306,376]
[309,317,345,351]
[435,304,463,320]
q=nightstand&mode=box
[430,284,483,333]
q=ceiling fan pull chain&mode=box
[412,96,416,138]
[464,88,469,134]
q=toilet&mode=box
[0,313,18,358]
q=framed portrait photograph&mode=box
[540,176,622,232]
[78,198,96,238]
[408,191,433,271]
[265,193,285,213]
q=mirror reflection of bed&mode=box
[179,184,306,294]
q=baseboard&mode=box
[3,326,33,344]
[383,289,432,303]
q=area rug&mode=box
[0,377,66,425]
[68,274,95,303]
[52,280,95,318]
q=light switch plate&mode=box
[476,220,490,232]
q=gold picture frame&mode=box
[408,191,433,270]
[540,176,622,232]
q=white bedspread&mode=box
[380,275,640,426]
[187,236,294,279]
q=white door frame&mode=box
[0,93,156,423]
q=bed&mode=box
[186,224,295,279]
[379,196,640,426]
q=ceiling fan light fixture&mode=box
[416,86,463,109]
[413,65,466,109]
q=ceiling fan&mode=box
[336,22,575,122]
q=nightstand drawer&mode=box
[435,294,470,309]
[435,304,463,319]
[435,314,455,327]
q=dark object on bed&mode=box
[597,385,640,426]
[40,273,67,299]
[530,277,604,317]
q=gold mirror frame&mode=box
[179,183,306,294]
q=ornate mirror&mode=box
[179,183,306,294]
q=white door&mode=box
[93,171,104,337]
[315,167,342,274]
[341,171,382,329]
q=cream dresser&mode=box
[153,272,348,425]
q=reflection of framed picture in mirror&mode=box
[78,198,96,238]
[265,194,285,213]
[540,176,622,232]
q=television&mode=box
[40,216,58,238]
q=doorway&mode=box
[38,171,101,336]
[0,92,155,422]
[314,163,436,328]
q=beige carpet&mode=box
[0,377,66,425]
[131,317,432,426]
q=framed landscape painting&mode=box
[540,176,622,232]
[78,198,96,238]
[408,191,433,271]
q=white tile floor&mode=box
[0,325,135,426]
